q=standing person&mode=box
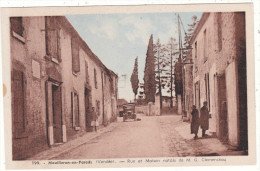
[191,105,200,139]
[91,107,98,132]
[95,109,100,132]
[200,101,210,137]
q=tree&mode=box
[165,37,178,108]
[174,14,198,109]
[154,37,178,109]
[183,15,199,59]
[144,34,156,103]
[154,38,167,109]
[130,57,139,100]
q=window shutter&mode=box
[45,17,59,60]
[47,30,58,58]
[94,68,97,89]
[71,38,80,73]
[71,92,75,127]
[10,17,23,36]
[57,29,61,62]
[85,61,89,84]
[12,69,26,137]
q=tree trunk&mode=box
[157,49,162,109]
[170,43,173,108]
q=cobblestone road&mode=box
[52,114,228,159]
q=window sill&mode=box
[44,55,60,64]
[15,132,28,139]
[72,72,80,77]
[12,31,25,44]
[51,57,59,64]
[75,127,80,131]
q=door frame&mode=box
[45,80,66,145]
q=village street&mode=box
[41,114,230,160]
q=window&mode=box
[194,41,197,58]
[203,29,208,62]
[94,68,98,89]
[11,17,23,36]
[217,13,222,51]
[71,38,80,73]
[45,17,61,62]
[104,73,106,85]
[96,100,100,116]
[110,77,114,94]
[71,92,80,129]
[10,17,25,43]
[205,73,210,111]
[12,69,27,138]
[85,61,89,84]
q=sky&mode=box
[66,12,202,102]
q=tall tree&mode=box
[183,15,199,59]
[154,38,167,109]
[174,15,198,107]
[165,37,178,108]
[130,57,139,100]
[144,34,156,103]
[154,37,178,109]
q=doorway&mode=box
[217,74,228,143]
[85,88,90,131]
[195,81,200,109]
[46,81,63,145]
[52,84,62,143]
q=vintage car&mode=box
[122,103,137,122]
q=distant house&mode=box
[136,83,145,99]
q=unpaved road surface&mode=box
[53,114,228,159]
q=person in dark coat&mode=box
[191,105,200,139]
[200,101,209,137]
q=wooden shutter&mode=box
[85,61,89,84]
[74,93,80,127]
[12,69,26,137]
[94,68,97,89]
[45,17,59,60]
[10,17,23,36]
[71,92,75,127]
[71,38,80,73]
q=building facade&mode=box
[10,16,118,160]
[190,12,247,149]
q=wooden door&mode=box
[85,88,90,131]
[12,70,26,137]
[218,74,228,143]
[52,85,62,143]
[195,81,200,109]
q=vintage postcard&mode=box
[0,3,256,170]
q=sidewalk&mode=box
[175,117,246,156]
[27,121,119,160]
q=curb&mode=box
[27,122,118,160]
